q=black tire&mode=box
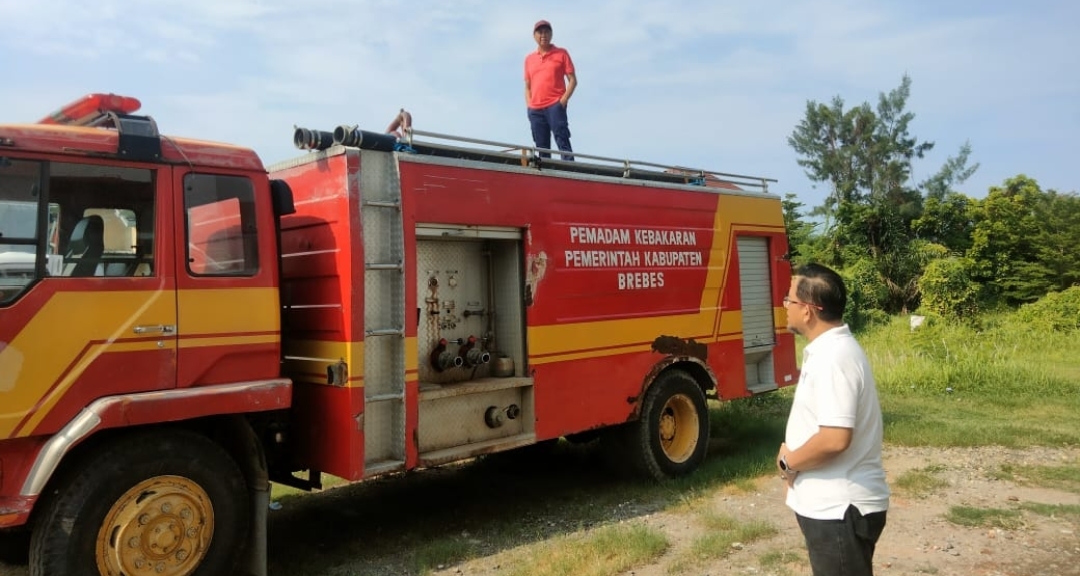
[0,527,30,564]
[29,428,250,576]
[621,369,710,481]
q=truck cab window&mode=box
[0,159,46,304]
[184,174,259,276]
[0,158,156,305]
[51,162,156,279]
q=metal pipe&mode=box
[465,348,491,366]
[333,126,399,151]
[484,245,497,352]
[293,127,335,151]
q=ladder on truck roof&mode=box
[359,149,408,475]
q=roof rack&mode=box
[292,120,777,193]
[403,128,777,193]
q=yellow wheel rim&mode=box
[96,475,215,576]
[657,393,700,464]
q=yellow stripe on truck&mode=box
[0,290,173,438]
[0,288,281,439]
[529,194,784,363]
[178,288,280,334]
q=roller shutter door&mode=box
[737,236,775,349]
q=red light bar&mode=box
[38,93,142,126]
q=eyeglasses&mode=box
[783,295,822,310]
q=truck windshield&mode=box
[0,158,51,305]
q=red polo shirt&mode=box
[524,45,575,110]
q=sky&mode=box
[1,0,1076,212]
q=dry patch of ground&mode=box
[432,445,1080,576]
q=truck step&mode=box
[363,459,406,476]
[363,200,400,209]
[419,433,536,468]
[365,328,404,337]
[366,392,405,403]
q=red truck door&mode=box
[0,157,177,439]
[172,169,282,388]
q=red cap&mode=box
[534,20,552,32]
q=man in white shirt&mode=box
[776,263,889,576]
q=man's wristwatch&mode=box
[779,455,796,475]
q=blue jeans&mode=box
[527,103,574,161]
[796,505,887,576]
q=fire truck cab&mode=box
[0,95,797,575]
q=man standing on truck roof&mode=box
[776,263,890,576]
[525,19,576,161]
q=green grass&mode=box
[667,511,778,573]
[1018,502,1080,520]
[411,536,480,575]
[944,506,1024,529]
[893,464,950,498]
[859,314,1080,447]
[990,463,1080,493]
[758,549,804,576]
[505,524,668,576]
[759,550,803,567]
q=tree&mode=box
[967,175,1045,304]
[788,75,933,263]
[781,193,818,263]
[788,75,984,314]
[967,176,1080,306]
[920,141,980,201]
[911,191,977,254]
[1031,189,1080,292]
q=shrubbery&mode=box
[1016,286,1080,332]
[918,257,982,320]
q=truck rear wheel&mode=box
[29,428,249,576]
[621,369,710,481]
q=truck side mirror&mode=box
[270,179,296,217]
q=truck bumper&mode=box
[0,495,36,528]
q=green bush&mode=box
[918,257,982,320]
[1016,286,1080,332]
[842,260,890,332]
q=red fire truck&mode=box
[0,94,797,575]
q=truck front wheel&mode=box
[621,369,710,481]
[29,428,250,576]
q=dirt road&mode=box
[431,445,1080,576]
[1,445,1077,576]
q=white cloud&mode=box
[1,0,1076,201]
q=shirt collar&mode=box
[803,324,852,358]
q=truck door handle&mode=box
[133,324,176,335]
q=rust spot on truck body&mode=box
[651,335,707,361]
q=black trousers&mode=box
[796,505,887,576]
[527,103,574,161]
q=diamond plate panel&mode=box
[359,150,406,462]
[418,386,527,453]
[416,239,493,384]
[364,399,404,461]
[491,243,525,375]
